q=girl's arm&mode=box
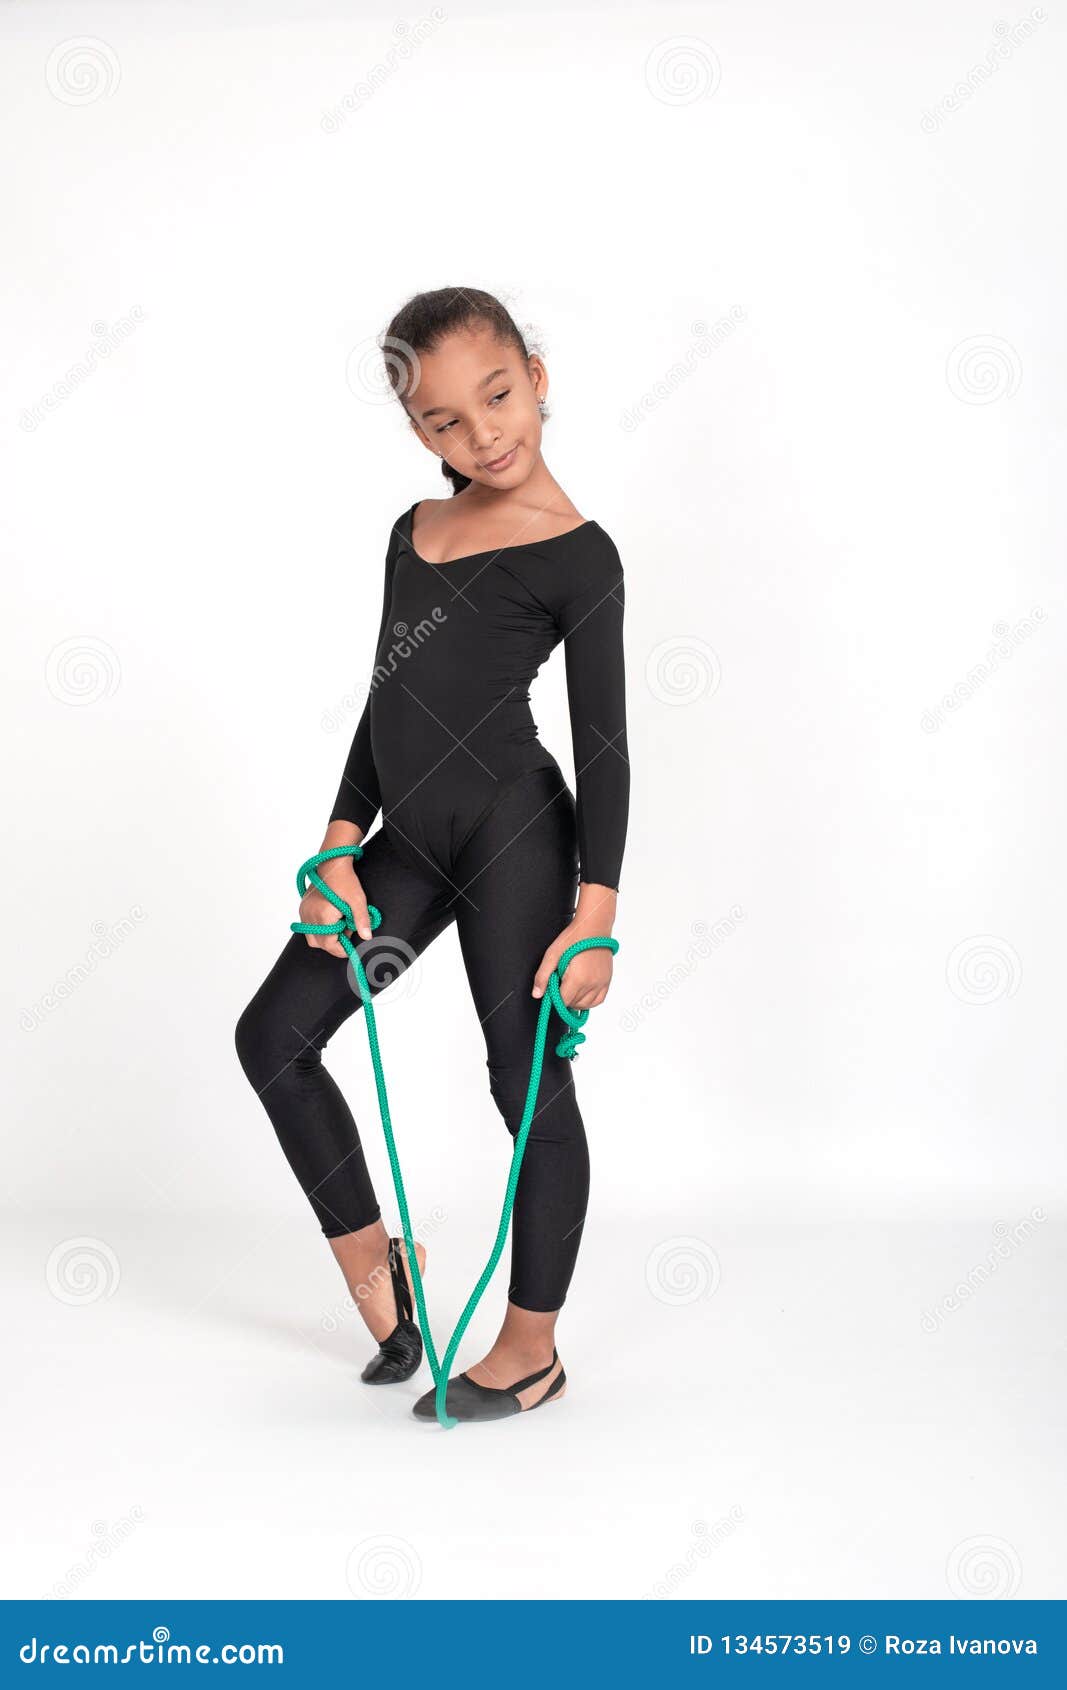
[299,527,399,951]
[533,530,629,1004]
[559,532,629,906]
[326,532,399,836]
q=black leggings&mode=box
[234,767,589,1313]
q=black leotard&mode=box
[328,501,629,890]
[235,500,629,1313]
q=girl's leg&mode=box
[450,768,587,1393]
[234,827,455,1330]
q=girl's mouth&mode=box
[481,444,519,472]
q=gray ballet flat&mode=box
[412,1346,565,1421]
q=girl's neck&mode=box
[457,464,576,522]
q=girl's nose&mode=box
[469,421,502,449]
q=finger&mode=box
[531,953,558,999]
[344,873,375,942]
[308,927,343,958]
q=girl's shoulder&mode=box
[537,515,623,586]
[511,521,623,631]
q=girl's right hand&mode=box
[299,857,375,956]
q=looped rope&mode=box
[290,843,619,1430]
[547,966,591,1060]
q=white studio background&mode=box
[3,0,1065,1602]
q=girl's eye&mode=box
[434,390,508,433]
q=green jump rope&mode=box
[290,844,619,1430]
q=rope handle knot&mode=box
[548,936,621,1059]
[290,844,382,949]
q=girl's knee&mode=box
[234,996,315,1091]
[487,1060,578,1141]
[234,999,267,1084]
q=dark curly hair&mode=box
[381,287,547,495]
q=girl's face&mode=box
[405,323,546,491]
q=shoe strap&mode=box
[506,1345,559,1396]
[387,1237,413,1324]
[532,1366,566,1408]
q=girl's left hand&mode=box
[532,923,614,1010]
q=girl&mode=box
[235,288,629,1425]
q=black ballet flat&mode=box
[361,1236,423,1385]
[412,1346,566,1422]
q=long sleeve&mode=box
[557,529,630,891]
[328,533,398,832]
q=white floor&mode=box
[5,1201,1063,1601]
